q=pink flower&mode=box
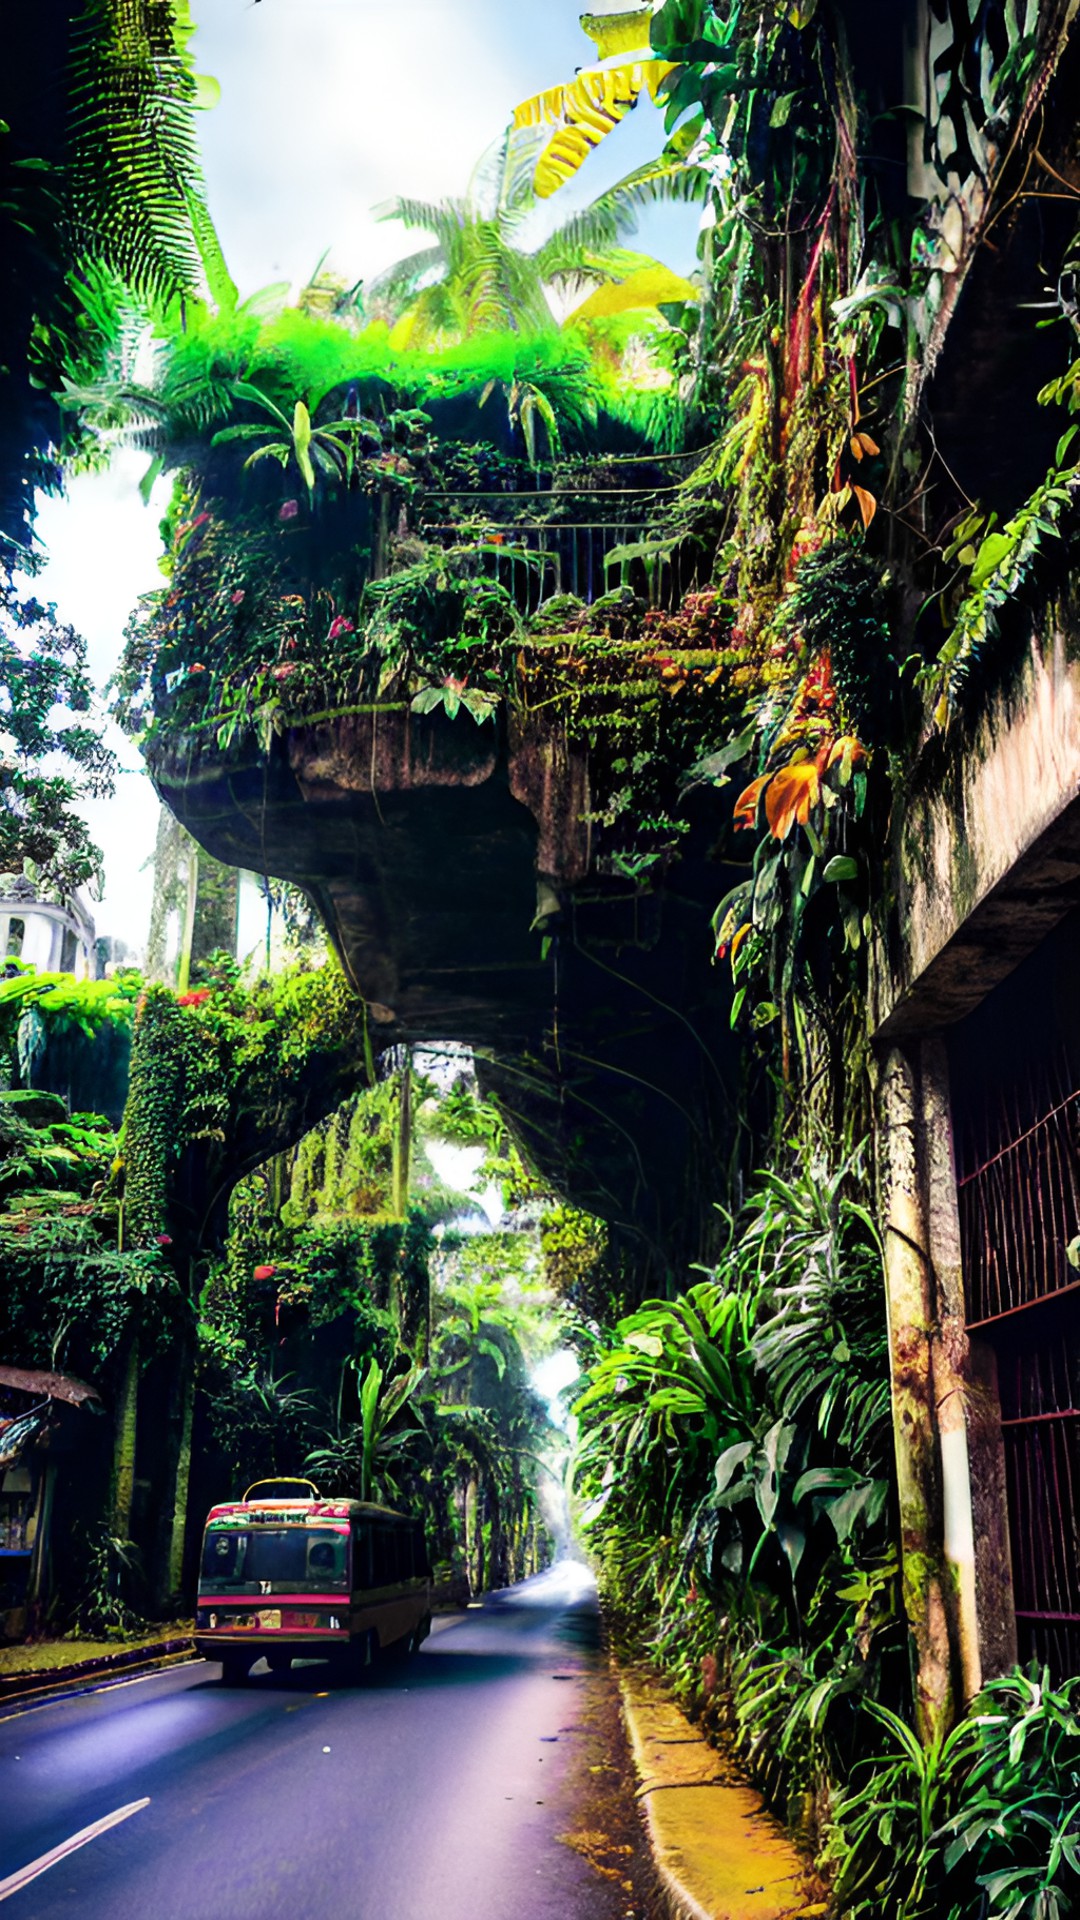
[271,662,297,680]
[230,589,246,606]
[278,500,299,521]
[156,1234,172,1247]
[328,615,354,640]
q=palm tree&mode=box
[368,135,706,352]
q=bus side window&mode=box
[352,1524,372,1589]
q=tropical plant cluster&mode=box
[574,1150,1080,1916]
[574,1154,897,1848]
[618,0,1080,1105]
[194,1055,565,1605]
[0,957,568,1627]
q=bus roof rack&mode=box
[241,1477,322,1502]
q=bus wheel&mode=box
[219,1655,250,1686]
[341,1633,373,1684]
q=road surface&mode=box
[0,1564,658,1919]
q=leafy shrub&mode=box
[829,1666,1080,1920]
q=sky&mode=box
[28,0,701,953]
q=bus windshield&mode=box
[199,1526,349,1592]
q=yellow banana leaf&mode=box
[513,59,676,199]
[580,7,655,60]
[570,266,699,319]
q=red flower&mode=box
[156,1234,172,1247]
[327,615,354,640]
[278,500,299,521]
[253,1264,276,1282]
[189,663,207,674]
[231,589,246,606]
[283,636,298,652]
[177,987,212,1007]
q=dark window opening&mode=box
[950,908,1080,1676]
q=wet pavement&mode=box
[0,1563,663,1920]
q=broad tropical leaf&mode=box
[512,59,676,199]
[580,7,656,61]
[570,265,698,319]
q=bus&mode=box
[194,1480,432,1684]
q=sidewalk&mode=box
[618,1666,827,1920]
[0,1630,195,1707]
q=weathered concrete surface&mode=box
[153,708,557,1045]
[618,1669,822,1920]
[874,629,1080,1038]
[150,706,743,1278]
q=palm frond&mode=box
[389,279,469,353]
[376,195,470,256]
[364,246,446,315]
[586,154,713,231]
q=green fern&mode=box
[65,0,233,310]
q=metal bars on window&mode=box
[956,1082,1080,1673]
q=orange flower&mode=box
[826,734,867,770]
[764,761,820,840]
[733,773,769,830]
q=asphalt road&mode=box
[0,1563,651,1920]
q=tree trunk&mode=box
[112,1331,140,1541]
[391,1051,412,1217]
[176,843,199,997]
[464,1475,480,1596]
[165,1355,196,1609]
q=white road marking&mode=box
[0,1799,150,1902]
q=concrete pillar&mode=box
[919,1037,982,1702]
[878,1043,957,1738]
[879,1037,1019,1728]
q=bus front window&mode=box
[199,1527,349,1592]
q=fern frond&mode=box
[66,0,231,311]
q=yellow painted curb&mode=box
[617,1666,825,1920]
